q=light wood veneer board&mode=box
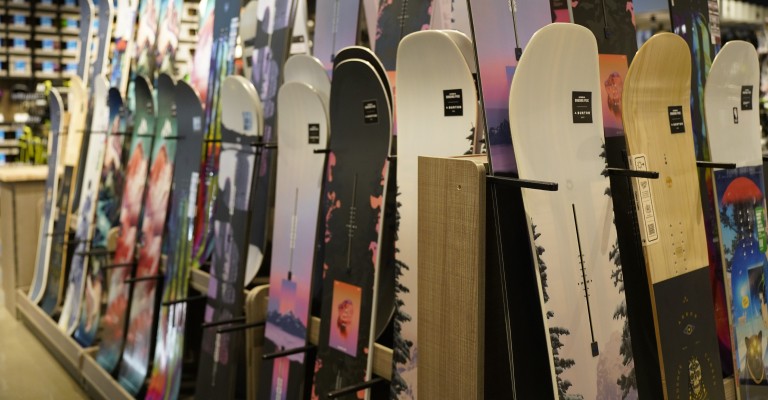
[417,155,486,399]
[622,32,725,399]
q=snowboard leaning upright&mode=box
[622,32,725,399]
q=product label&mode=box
[242,111,252,131]
[631,154,659,245]
[757,206,767,252]
[192,116,202,132]
[187,172,199,218]
[572,91,593,123]
[742,85,753,110]
[363,100,378,124]
[308,123,320,144]
[443,89,464,116]
[668,106,685,134]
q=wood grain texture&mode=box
[417,155,486,400]
[622,32,708,283]
[246,285,269,400]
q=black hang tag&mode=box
[668,106,685,134]
[443,89,464,116]
[308,123,320,144]
[572,91,593,123]
[363,100,378,124]
[742,85,753,110]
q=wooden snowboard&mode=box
[74,87,128,347]
[118,73,178,395]
[29,88,63,303]
[312,58,392,399]
[509,23,637,399]
[195,75,263,399]
[96,75,157,374]
[258,80,329,399]
[393,29,478,397]
[145,80,205,400]
[59,75,111,335]
[705,40,768,397]
[622,32,725,399]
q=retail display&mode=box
[623,32,725,399]
[312,57,392,399]
[14,1,768,399]
[97,75,156,374]
[258,73,329,399]
[145,79,205,400]
[706,40,766,397]
[118,73,178,395]
[195,75,262,399]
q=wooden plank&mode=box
[417,155,486,399]
[0,165,47,182]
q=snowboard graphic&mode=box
[313,0,360,73]
[145,80,205,400]
[509,23,637,399]
[155,0,183,76]
[195,75,262,399]
[110,0,139,94]
[134,0,159,78]
[96,76,157,374]
[93,0,115,81]
[244,0,297,284]
[117,73,178,395]
[393,29,478,399]
[74,87,128,347]
[29,88,63,304]
[59,75,112,336]
[706,41,768,397]
[258,78,330,398]
[373,0,432,71]
[312,58,392,400]
[622,32,725,400]
[240,1,259,80]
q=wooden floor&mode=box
[0,285,88,399]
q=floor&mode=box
[0,289,89,399]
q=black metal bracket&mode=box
[387,155,397,161]
[216,321,265,334]
[313,148,330,154]
[124,274,164,284]
[250,141,277,149]
[76,248,114,257]
[696,161,737,170]
[606,168,659,180]
[62,238,91,246]
[162,295,206,306]
[109,131,133,137]
[327,377,386,398]
[102,262,135,270]
[163,135,185,140]
[204,139,222,143]
[262,344,316,360]
[46,231,68,237]
[201,316,246,329]
[486,175,559,192]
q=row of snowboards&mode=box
[23,0,768,399]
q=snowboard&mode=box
[240,1,259,81]
[312,58,392,399]
[244,0,298,284]
[373,0,432,71]
[466,1,556,397]
[96,75,157,374]
[622,32,725,399]
[509,23,637,399]
[155,0,184,76]
[191,0,239,271]
[333,46,392,106]
[195,75,262,399]
[28,87,63,304]
[392,29,478,398]
[110,0,139,94]
[313,0,360,73]
[77,0,95,81]
[290,0,309,55]
[39,76,88,315]
[59,75,111,335]
[430,0,471,34]
[189,0,215,107]
[283,54,331,105]
[118,73,178,396]
[134,0,159,78]
[669,0,732,377]
[145,80,205,400]
[706,41,767,397]
[74,87,128,347]
[93,0,115,81]
[258,81,330,398]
